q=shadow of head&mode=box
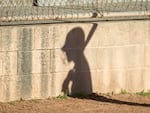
[62,27,85,62]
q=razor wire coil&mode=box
[0,0,150,23]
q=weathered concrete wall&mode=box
[0,20,150,102]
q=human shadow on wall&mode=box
[61,23,98,95]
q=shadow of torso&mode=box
[68,53,92,95]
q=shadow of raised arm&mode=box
[84,23,98,49]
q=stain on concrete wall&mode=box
[40,28,50,97]
[17,27,32,99]
[0,28,18,101]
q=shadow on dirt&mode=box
[70,93,150,107]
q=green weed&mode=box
[56,93,68,99]
[136,90,150,96]
[120,89,128,94]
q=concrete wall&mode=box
[0,20,150,102]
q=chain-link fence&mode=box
[0,0,150,24]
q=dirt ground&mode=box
[0,94,150,113]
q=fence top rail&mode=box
[0,0,150,25]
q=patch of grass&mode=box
[120,89,128,94]
[136,90,150,96]
[56,93,68,99]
